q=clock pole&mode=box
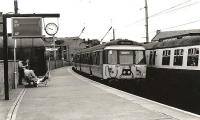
[53,35,56,68]
[44,22,59,69]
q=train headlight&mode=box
[143,73,146,77]
[123,71,126,74]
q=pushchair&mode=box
[24,72,49,87]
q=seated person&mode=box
[23,66,48,86]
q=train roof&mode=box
[78,39,143,53]
[144,36,200,50]
[0,37,45,48]
[152,29,200,41]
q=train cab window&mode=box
[119,51,134,64]
[108,50,117,64]
[173,49,183,66]
[135,50,146,65]
[149,50,156,65]
[187,48,199,66]
[162,50,171,65]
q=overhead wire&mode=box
[149,0,193,18]
[122,0,200,40]
[162,19,200,30]
[151,1,200,18]
[124,0,196,28]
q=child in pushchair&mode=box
[23,66,49,87]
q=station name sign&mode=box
[12,17,42,38]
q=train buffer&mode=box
[2,66,200,120]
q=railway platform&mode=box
[1,66,200,120]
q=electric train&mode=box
[73,39,146,81]
[144,34,200,98]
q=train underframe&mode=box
[146,67,200,113]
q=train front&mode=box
[103,41,146,80]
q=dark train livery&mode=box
[0,37,47,76]
[73,39,146,81]
[144,35,200,99]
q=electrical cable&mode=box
[124,0,196,27]
[150,1,200,18]
[149,0,193,18]
[162,19,200,30]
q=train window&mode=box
[108,50,117,64]
[81,54,84,64]
[84,54,86,64]
[85,54,88,64]
[103,50,108,64]
[135,50,146,65]
[187,48,199,66]
[73,55,77,63]
[173,49,183,66]
[85,53,89,64]
[96,51,100,65]
[149,50,156,65]
[89,53,92,65]
[77,55,80,63]
[162,50,171,65]
[92,52,96,65]
[80,54,82,63]
[119,50,134,64]
[100,51,103,65]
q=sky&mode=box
[1,0,200,43]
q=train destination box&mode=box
[12,17,42,38]
[46,47,59,51]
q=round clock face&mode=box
[45,23,58,36]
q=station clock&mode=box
[45,23,58,36]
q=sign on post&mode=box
[12,17,42,38]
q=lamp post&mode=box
[53,35,56,68]
[13,38,17,88]
[14,0,18,88]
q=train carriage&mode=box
[73,39,146,81]
[144,35,200,104]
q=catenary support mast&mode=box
[145,0,149,43]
